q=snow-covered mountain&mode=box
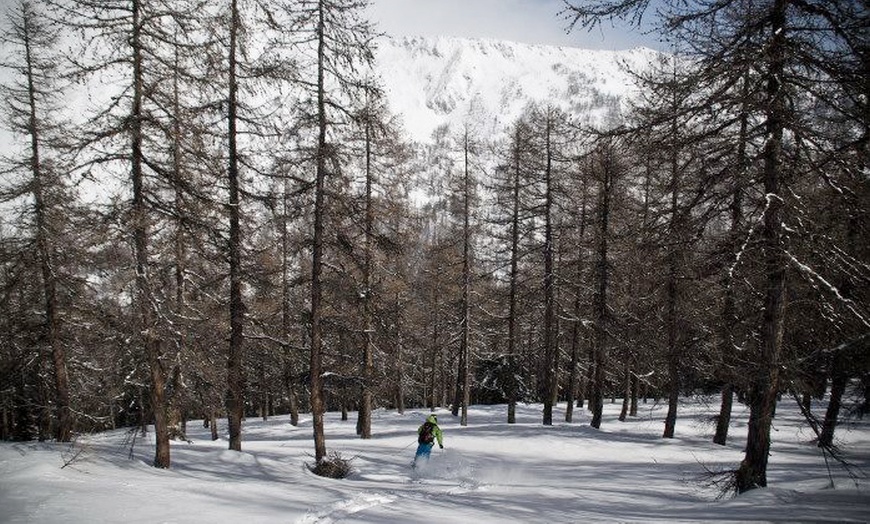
[374,36,660,143]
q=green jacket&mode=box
[418,414,443,447]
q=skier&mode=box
[413,414,443,467]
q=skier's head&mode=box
[426,414,438,425]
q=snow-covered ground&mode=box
[2,397,868,523]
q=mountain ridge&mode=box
[373,35,660,143]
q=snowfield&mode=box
[374,36,658,143]
[1,397,868,523]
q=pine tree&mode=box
[0,0,72,442]
[53,0,203,468]
[281,0,377,463]
[488,119,536,423]
[452,127,475,427]
[588,138,621,429]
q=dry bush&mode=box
[308,451,355,479]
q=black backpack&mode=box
[418,421,435,444]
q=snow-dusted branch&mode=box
[785,251,870,329]
[728,193,772,280]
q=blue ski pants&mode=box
[414,442,434,462]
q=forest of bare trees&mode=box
[0,0,866,491]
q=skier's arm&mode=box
[435,426,443,447]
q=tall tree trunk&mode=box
[542,112,558,426]
[358,107,374,439]
[429,293,441,411]
[441,308,450,409]
[453,130,472,427]
[662,262,679,438]
[396,294,406,415]
[629,372,638,417]
[21,4,71,443]
[819,355,847,448]
[715,72,749,446]
[663,70,681,439]
[280,178,299,428]
[131,0,170,468]
[169,36,187,444]
[37,353,50,441]
[736,0,787,492]
[134,0,163,456]
[258,364,268,421]
[714,385,734,446]
[507,125,522,424]
[310,0,328,462]
[565,314,579,423]
[818,176,861,447]
[210,411,219,441]
[566,173,589,423]
[619,362,630,422]
[591,146,612,429]
[226,0,245,453]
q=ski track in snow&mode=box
[297,457,490,522]
[296,492,396,523]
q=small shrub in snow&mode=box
[308,451,354,479]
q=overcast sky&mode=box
[367,0,663,50]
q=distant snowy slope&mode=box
[374,36,660,142]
